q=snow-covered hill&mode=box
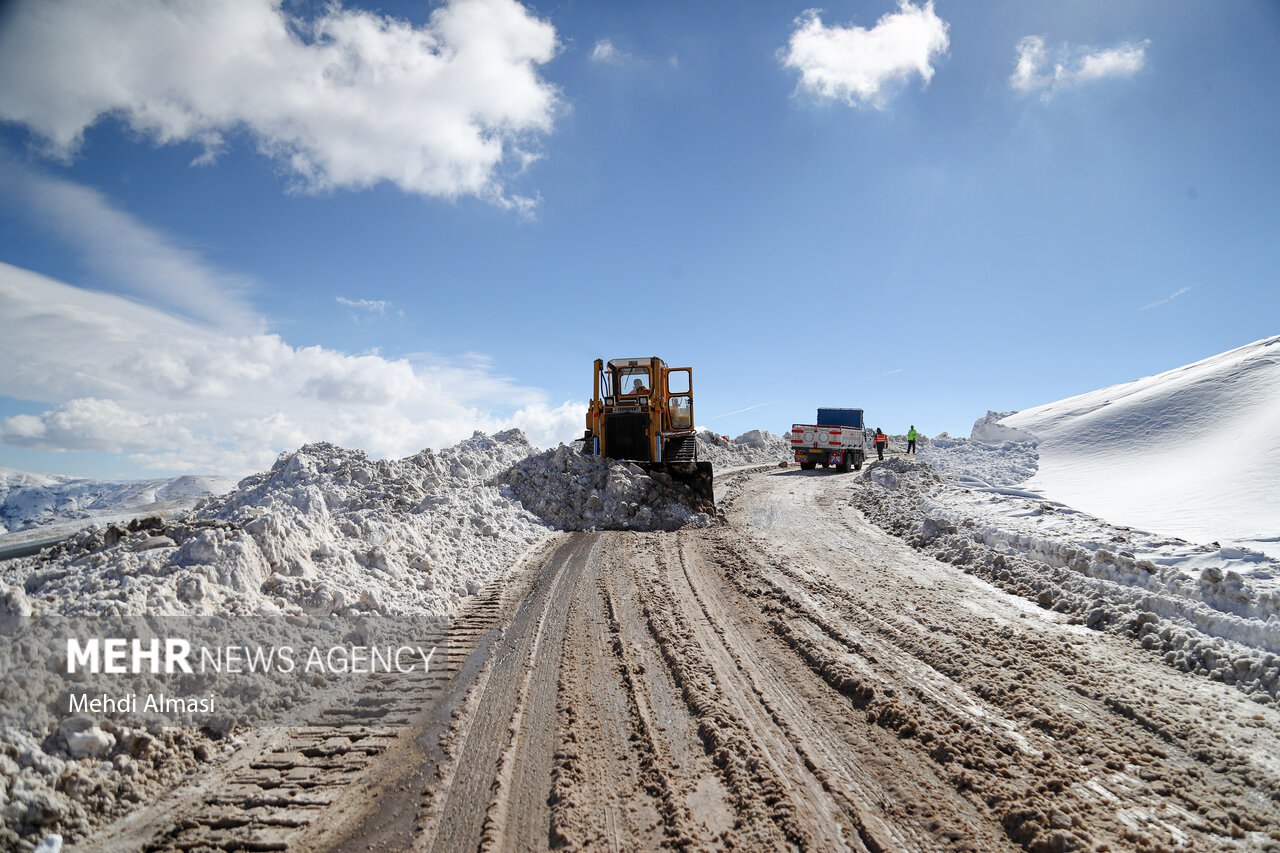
[999,335,1280,556]
[0,467,234,539]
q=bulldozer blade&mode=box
[639,461,716,514]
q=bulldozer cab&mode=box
[599,359,693,431]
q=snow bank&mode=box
[919,436,1039,489]
[0,430,550,848]
[852,457,1280,707]
[998,336,1280,557]
[194,430,547,615]
[969,410,1037,445]
[695,430,790,468]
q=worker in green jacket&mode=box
[906,425,918,455]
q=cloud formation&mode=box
[590,39,627,65]
[1010,36,1149,100]
[0,161,261,331]
[0,263,584,475]
[781,1,949,108]
[1138,286,1191,312]
[336,296,390,315]
[0,0,560,207]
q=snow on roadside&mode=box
[695,429,789,468]
[501,446,714,531]
[968,410,1036,446]
[498,428,785,531]
[919,434,1039,489]
[0,430,550,849]
[850,455,1280,706]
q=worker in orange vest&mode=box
[873,428,888,461]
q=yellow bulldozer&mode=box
[582,356,715,510]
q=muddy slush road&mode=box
[86,466,1280,852]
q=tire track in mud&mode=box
[549,565,691,850]
[546,557,667,850]
[727,469,1280,851]
[657,531,1004,852]
[419,533,595,853]
[630,538,818,851]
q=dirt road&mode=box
[89,466,1280,852]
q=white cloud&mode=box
[1,399,196,455]
[1010,35,1149,100]
[709,403,772,420]
[781,2,950,109]
[0,161,261,331]
[0,0,559,206]
[590,39,627,64]
[1138,286,1191,312]
[588,38,671,71]
[336,296,390,314]
[0,263,584,475]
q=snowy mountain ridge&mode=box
[0,466,235,539]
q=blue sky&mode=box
[0,0,1277,479]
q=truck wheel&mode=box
[853,451,863,471]
[836,452,851,474]
[800,461,816,471]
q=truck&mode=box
[790,408,866,473]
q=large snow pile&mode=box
[919,436,1039,489]
[0,430,549,847]
[851,457,1280,706]
[195,431,546,615]
[7,430,546,621]
[501,445,714,531]
[695,429,789,468]
[497,428,783,533]
[968,410,1036,445]
[998,336,1280,557]
[0,469,233,539]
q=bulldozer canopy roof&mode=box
[606,357,658,370]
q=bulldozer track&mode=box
[81,550,525,853]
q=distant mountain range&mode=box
[0,467,235,541]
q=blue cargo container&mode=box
[816,408,864,430]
